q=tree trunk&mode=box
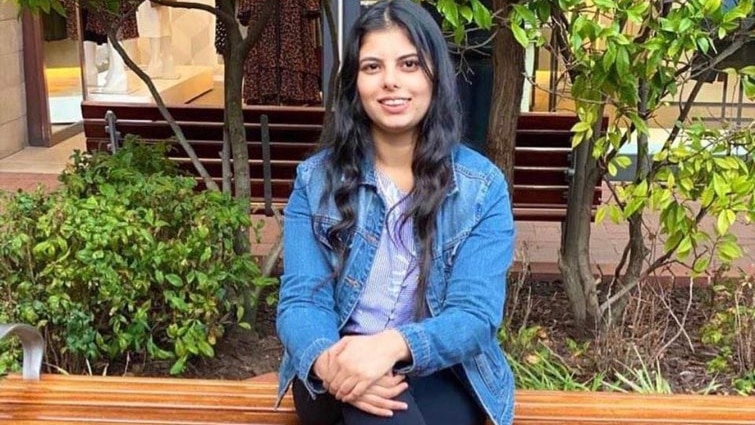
[488,0,524,188]
[225,40,251,254]
[606,81,651,325]
[558,104,606,329]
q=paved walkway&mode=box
[2,137,753,283]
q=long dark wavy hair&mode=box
[319,0,461,315]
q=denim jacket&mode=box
[275,145,516,425]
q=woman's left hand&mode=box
[327,330,410,402]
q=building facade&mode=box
[0,3,27,159]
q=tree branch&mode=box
[105,15,219,191]
[322,0,340,112]
[600,205,708,311]
[149,0,237,26]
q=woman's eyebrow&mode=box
[359,53,419,63]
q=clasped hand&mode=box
[314,331,410,416]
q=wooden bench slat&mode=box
[2,375,754,425]
[513,166,570,186]
[86,139,317,162]
[83,121,323,143]
[81,102,605,221]
[81,102,327,125]
[514,148,572,168]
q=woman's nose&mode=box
[382,68,400,90]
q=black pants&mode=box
[292,369,486,425]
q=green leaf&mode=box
[616,46,631,79]
[677,236,693,257]
[165,273,183,288]
[608,162,618,176]
[595,205,607,224]
[742,76,755,100]
[700,186,715,208]
[624,198,645,217]
[692,256,710,275]
[593,0,614,9]
[614,156,632,168]
[511,24,530,49]
[453,25,465,45]
[603,44,617,72]
[627,2,649,21]
[717,240,742,262]
[697,36,710,54]
[635,179,649,197]
[437,0,457,24]
[513,4,537,25]
[716,209,733,236]
[169,356,187,375]
[471,0,493,29]
[571,131,585,148]
[197,340,215,358]
[702,0,722,15]
[100,184,116,197]
[609,204,623,223]
[459,5,473,23]
[712,173,729,198]
[678,18,693,34]
[571,121,592,133]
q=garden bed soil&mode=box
[127,279,742,395]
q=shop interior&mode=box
[35,1,755,150]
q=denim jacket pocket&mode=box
[475,350,506,399]
[313,215,339,250]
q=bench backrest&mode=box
[82,102,603,221]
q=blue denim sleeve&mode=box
[276,163,340,395]
[396,169,515,376]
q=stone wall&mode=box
[0,4,27,159]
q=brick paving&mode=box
[2,172,754,282]
[0,172,61,192]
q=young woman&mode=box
[275,1,516,424]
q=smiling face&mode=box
[356,26,433,147]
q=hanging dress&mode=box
[238,0,322,105]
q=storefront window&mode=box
[49,0,328,108]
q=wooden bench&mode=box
[81,102,602,221]
[2,324,754,425]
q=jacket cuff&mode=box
[297,337,336,396]
[395,323,430,376]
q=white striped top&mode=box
[342,170,419,335]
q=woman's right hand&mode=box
[348,373,409,417]
[314,344,408,417]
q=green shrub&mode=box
[701,276,755,377]
[0,139,273,375]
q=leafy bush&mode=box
[701,275,755,378]
[0,140,273,375]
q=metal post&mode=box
[0,324,44,381]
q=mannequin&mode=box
[64,1,139,92]
[137,1,179,79]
